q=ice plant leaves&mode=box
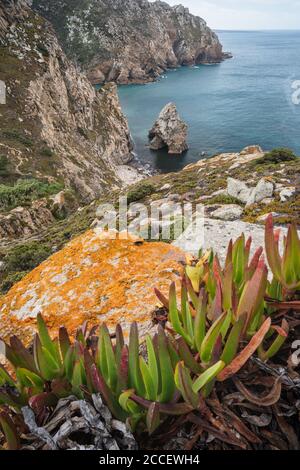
[0,411,20,450]
[236,258,268,331]
[175,362,200,409]
[0,213,296,447]
[265,214,300,292]
[129,322,146,397]
[193,361,225,393]
[233,376,282,407]
[218,318,272,382]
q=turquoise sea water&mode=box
[115,30,300,173]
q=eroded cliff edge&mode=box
[0,0,135,206]
[33,0,226,84]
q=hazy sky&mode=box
[156,1,300,30]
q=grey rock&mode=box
[210,204,244,221]
[173,217,298,265]
[149,103,188,155]
[240,145,263,155]
[279,187,296,202]
[168,193,181,203]
[257,212,282,223]
[246,179,274,206]
[227,178,252,204]
[160,183,171,192]
[227,177,275,207]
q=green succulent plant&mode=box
[0,215,298,449]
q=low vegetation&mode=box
[0,215,299,449]
[252,148,297,166]
[126,182,156,204]
[0,156,9,178]
[0,179,63,211]
[2,130,34,148]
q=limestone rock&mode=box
[33,0,226,85]
[227,177,274,207]
[279,187,296,202]
[209,205,244,221]
[257,212,282,223]
[240,145,263,155]
[149,103,188,155]
[0,230,185,344]
[227,178,252,205]
[247,179,275,206]
[173,217,298,263]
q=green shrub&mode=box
[0,179,63,211]
[127,183,156,204]
[2,130,34,148]
[0,271,28,294]
[40,147,54,157]
[206,194,243,206]
[253,148,297,165]
[5,242,52,273]
[0,155,9,177]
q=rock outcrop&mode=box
[0,0,136,205]
[149,103,188,154]
[0,202,55,240]
[33,0,226,84]
[227,177,275,207]
[0,230,185,344]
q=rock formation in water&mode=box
[149,103,189,154]
[32,0,227,84]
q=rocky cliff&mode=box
[0,0,136,207]
[32,0,226,84]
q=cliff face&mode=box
[32,0,225,84]
[0,0,134,207]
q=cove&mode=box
[115,30,300,173]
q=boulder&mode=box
[279,187,296,202]
[240,145,263,155]
[246,178,274,206]
[0,230,185,345]
[227,178,252,204]
[149,103,188,155]
[227,177,274,207]
[209,204,244,221]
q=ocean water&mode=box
[115,30,300,173]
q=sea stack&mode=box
[148,103,189,155]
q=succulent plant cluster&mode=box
[0,215,299,449]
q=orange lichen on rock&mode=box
[0,230,185,344]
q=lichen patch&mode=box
[0,230,185,344]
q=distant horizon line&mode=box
[215,28,300,32]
